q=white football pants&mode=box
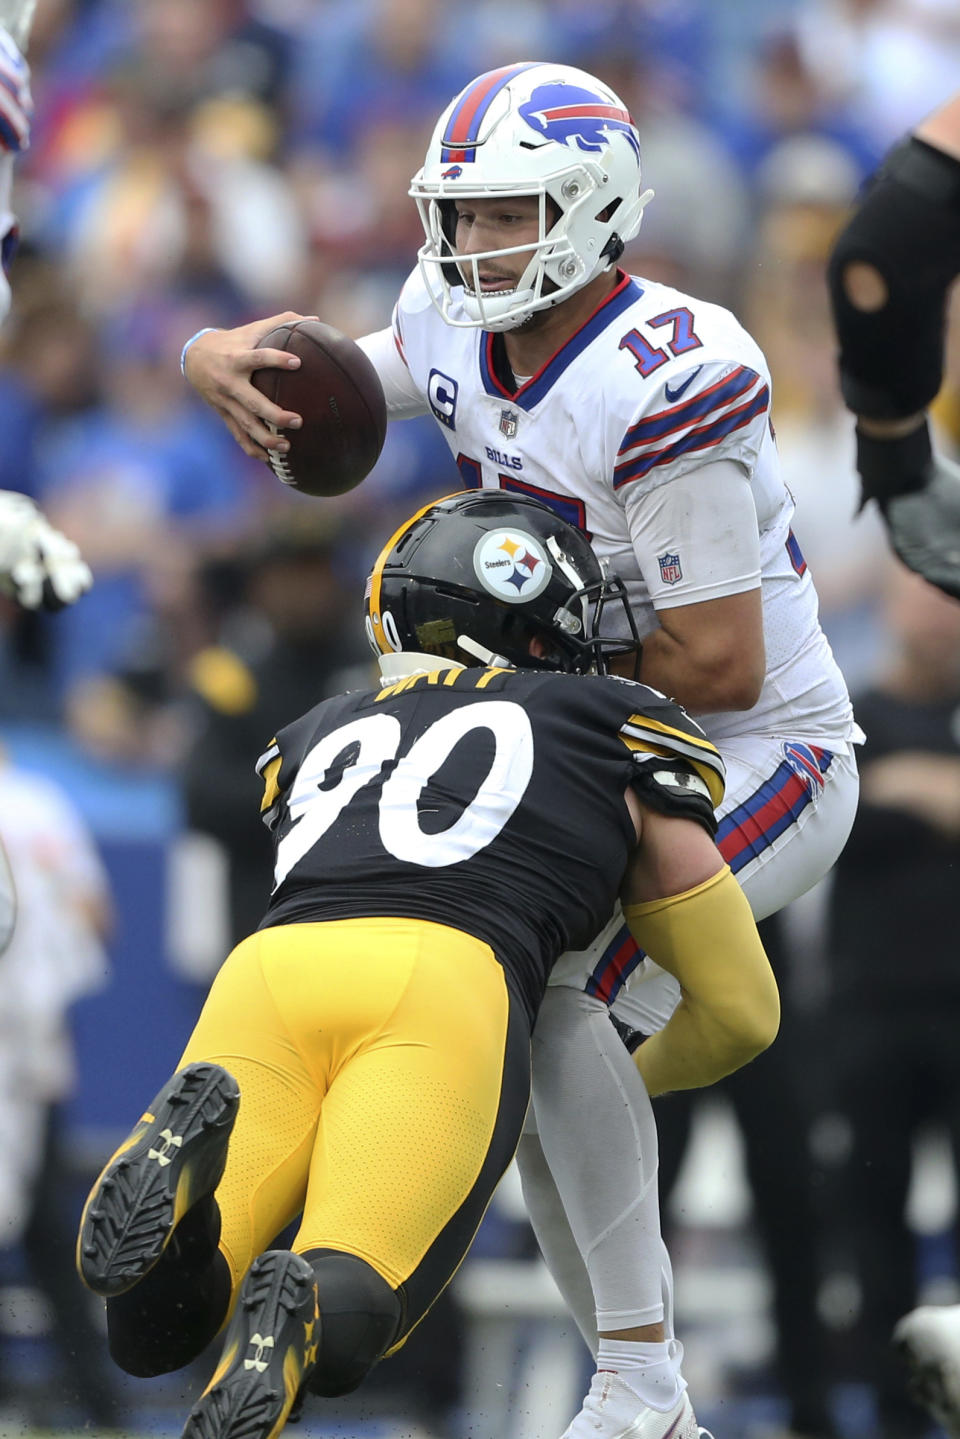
[518,735,860,1352]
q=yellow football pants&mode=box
[177,916,530,1337]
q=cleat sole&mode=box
[182,1251,319,1439]
[77,1061,239,1297]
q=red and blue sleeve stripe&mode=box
[441,62,540,163]
[614,368,769,489]
[618,368,760,451]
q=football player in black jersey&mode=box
[76,492,779,1439]
[828,89,960,601]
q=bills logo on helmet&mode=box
[441,165,464,179]
[518,83,640,161]
[473,529,551,603]
[658,552,682,585]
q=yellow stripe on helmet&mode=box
[366,490,472,654]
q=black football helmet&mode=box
[365,489,640,674]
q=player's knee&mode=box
[106,1294,219,1377]
[300,1247,402,1397]
[104,1247,232,1377]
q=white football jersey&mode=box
[360,267,856,749]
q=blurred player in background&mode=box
[183,62,859,1439]
[0,0,92,953]
[828,89,960,603]
[0,5,30,331]
[0,1,90,616]
[76,491,781,1439]
[828,85,960,1439]
[0,744,122,1429]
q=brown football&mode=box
[251,319,388,497]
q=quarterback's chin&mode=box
[461,279,517,306]
[461,286,546,334]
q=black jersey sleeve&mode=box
[573,674,725,834]
[253,693,356,832]
[615,688,725,810]
[627,756,718,835]
[255,738,284,831]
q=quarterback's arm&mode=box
[355,327,429,417]
[182,317,427,459]
[620,797,780,1096]
[624,460,765,712]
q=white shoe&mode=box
[893,1304,960,1438]
[560,1372,701,1439]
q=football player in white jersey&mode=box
[0,6,92,958]
[183,61,861,1439]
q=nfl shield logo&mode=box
[499,409,518,439]
[657,552,682,585]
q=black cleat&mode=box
[182,1250,319,1439]
[77,1061,240,1297]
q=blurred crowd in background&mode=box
[2,1,960,1437]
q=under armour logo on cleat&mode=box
[147,1129,183,1166]
[245,1334,275,1372]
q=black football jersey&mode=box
[255,667,724,1025]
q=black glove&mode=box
[858,421,960,600]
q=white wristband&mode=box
[180,327,220,376]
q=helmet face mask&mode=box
[410,61,653,332]
[366,490,641,677]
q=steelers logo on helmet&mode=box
[473,528,552,603]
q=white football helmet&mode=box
[409,61,653,332]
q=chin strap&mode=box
[377,651,465,685]
[456,634,511,668]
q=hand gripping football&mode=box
[251,320,388,497]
